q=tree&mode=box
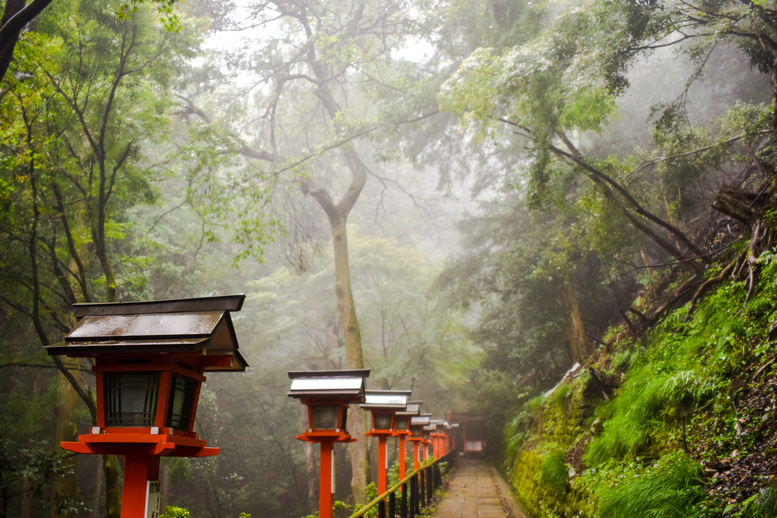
[437,188,630,388]
[435,0,777,387]
[437,0,777,277]
[0,0,210,514]
[0,0,54,82]
[185,0,441,500]
[0,0,184,84]
[230,229,476,514]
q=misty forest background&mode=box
[2,0,777,517]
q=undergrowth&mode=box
[503,249,777,516]
[593,452,706,518]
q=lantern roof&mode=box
[287,369,370,401]
[410,413,432,428]
[360,389,411,412]
[402,400,422,415]
[396,400,421,418]
[44,295,248,372]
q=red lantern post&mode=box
[408,413,431,470]
[430,420,450,458]
[361,390,411,496]
[393,400,420,481]
[44,295,248,518]
[288,370,370,518]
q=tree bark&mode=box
[303,190,371,501]
[561,274,589,363]
[712,183,772,226]
[51,374,80,518]
[300,31,371,499]
[0,0,54,81]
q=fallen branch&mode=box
[685,256,739,320]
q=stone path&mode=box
[434,456,528,518]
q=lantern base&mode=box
[61,429,219,457]
[365,429,395,438]
[295,430,355,443]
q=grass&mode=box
[505,250,777,517]
[597,451,706,518]
[584,366,724,466]
[537,452,568,494]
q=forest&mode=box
[1,0,777,517]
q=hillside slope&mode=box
[504,221,777,517]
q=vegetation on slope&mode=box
[502,237,777,517]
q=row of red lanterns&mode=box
[43,296,456,518]
[288,369,456,518]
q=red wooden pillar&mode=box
[121,455,160,518]
[319,440,335,518]
[398,435,407,480]
[377,436,388,495]
[413,441,420,471]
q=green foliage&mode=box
[551,385,571,410]
[503,246,777,516]
[585,360,726,466]
[537,452,568,494]
[0,439,76,510]
[160,507,191,518]
[364,482,378,502]
[504,409,531,460]
[118,0,183,31]
[596,452,706,518]
[738,483,777,518]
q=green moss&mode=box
[526,395,545,414]
[550,385,570,410]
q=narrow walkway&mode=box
[434,456,528,518]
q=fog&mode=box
[0,0,773,516]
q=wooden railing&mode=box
[348,450,456,518]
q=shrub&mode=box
[597,451,706,518]
[537,451,568,494]
[551,385,571,410]
[739,482,777,518]
[160,507,191,518]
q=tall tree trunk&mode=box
[561,275,589,363]
[90,456,102,518]
[21,370,44,518]
[51,374,81,518]
[331,214,370,500]
[302,132,370,501]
